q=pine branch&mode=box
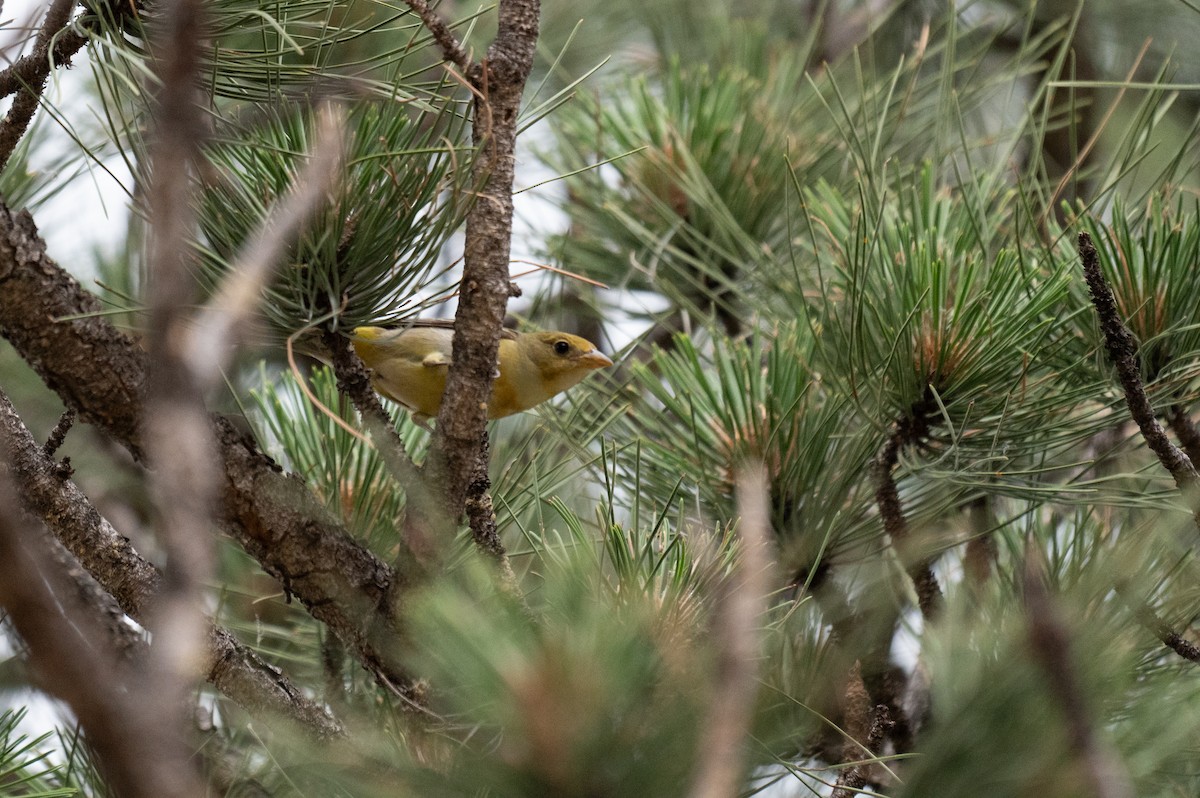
[872,399,944,621]
[687,464,772,798]
[42,407,74,458]
[0,386,345,738]
[1127,594,1200,665]
[400,0,472,75]
[426,0,541,534]
[0,202,413,694]
[1077,232,1200,501]
[0,470,204,798]
[141,0,217,749]
[1166,405,1200,470]
[0,0,80,172]
[1023,547,1134,798]
[0,20,86,99]
[323,329,444,571]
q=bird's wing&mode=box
[422,351,451,368]
[404,318,520,340]
[396,327,455,369]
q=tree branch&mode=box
[0,24,87,100]
[687,463,772,798]
[0,0,80,171]
[141,0,218,753]
[1166,404,1200,472]
[1077,232,1200,503]
[1126,592,1200,665]
[1023,546,1134,798]
[324,330,441,570]
[0,381,345,738]
[0,202,413,693]
[400,0,472,74]
[0,470,204,798]
[872,398,943,621]
[427,0,540,533]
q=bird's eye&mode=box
[553,340,570,356]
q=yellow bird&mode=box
[351,325,613,425]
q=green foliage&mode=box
[0,710,101,796]
[199,99,472,335]
[251,365,420,549]
[15,0,1200,795]
[901,509,1200,797]
[625,327,877,572]
[402,513,722,798]
[1077,195,1200,399]
[801,168,1076,446]
[544,55,814,327]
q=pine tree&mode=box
[1,0,1200,796]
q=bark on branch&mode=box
[422,0,541,546]
[0,386,344,737]
[0,0,82,171]
[0,202,412,692]
[0,471,204,798]
[872,394,944,621]
[1077,232,1200,502]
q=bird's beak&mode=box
[579,350,614,370]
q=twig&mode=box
[872,402,943,621]
[323,329,421,484]
[1077,232,1200,517]
[687,462,772,798]
[42,406,74,457]
[1166,405,1200,471]
[400,0,472,74]
[0,0,78,172]
[1127,595,1200,665]
[188,103,345,385]
[1023,545,1134,798]
[0,26,86,99]
[322,329,443,570]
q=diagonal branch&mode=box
[0,469,204,798]
[0,25,87,99]
[0,383,345,738]
[1125,589,1200,665]
[400,0,472,74]
[1077,232,1200,501]
[323,330,441,571]
[0,0,80,171]
[0,202,413,693]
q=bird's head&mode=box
[518,331,613,387]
